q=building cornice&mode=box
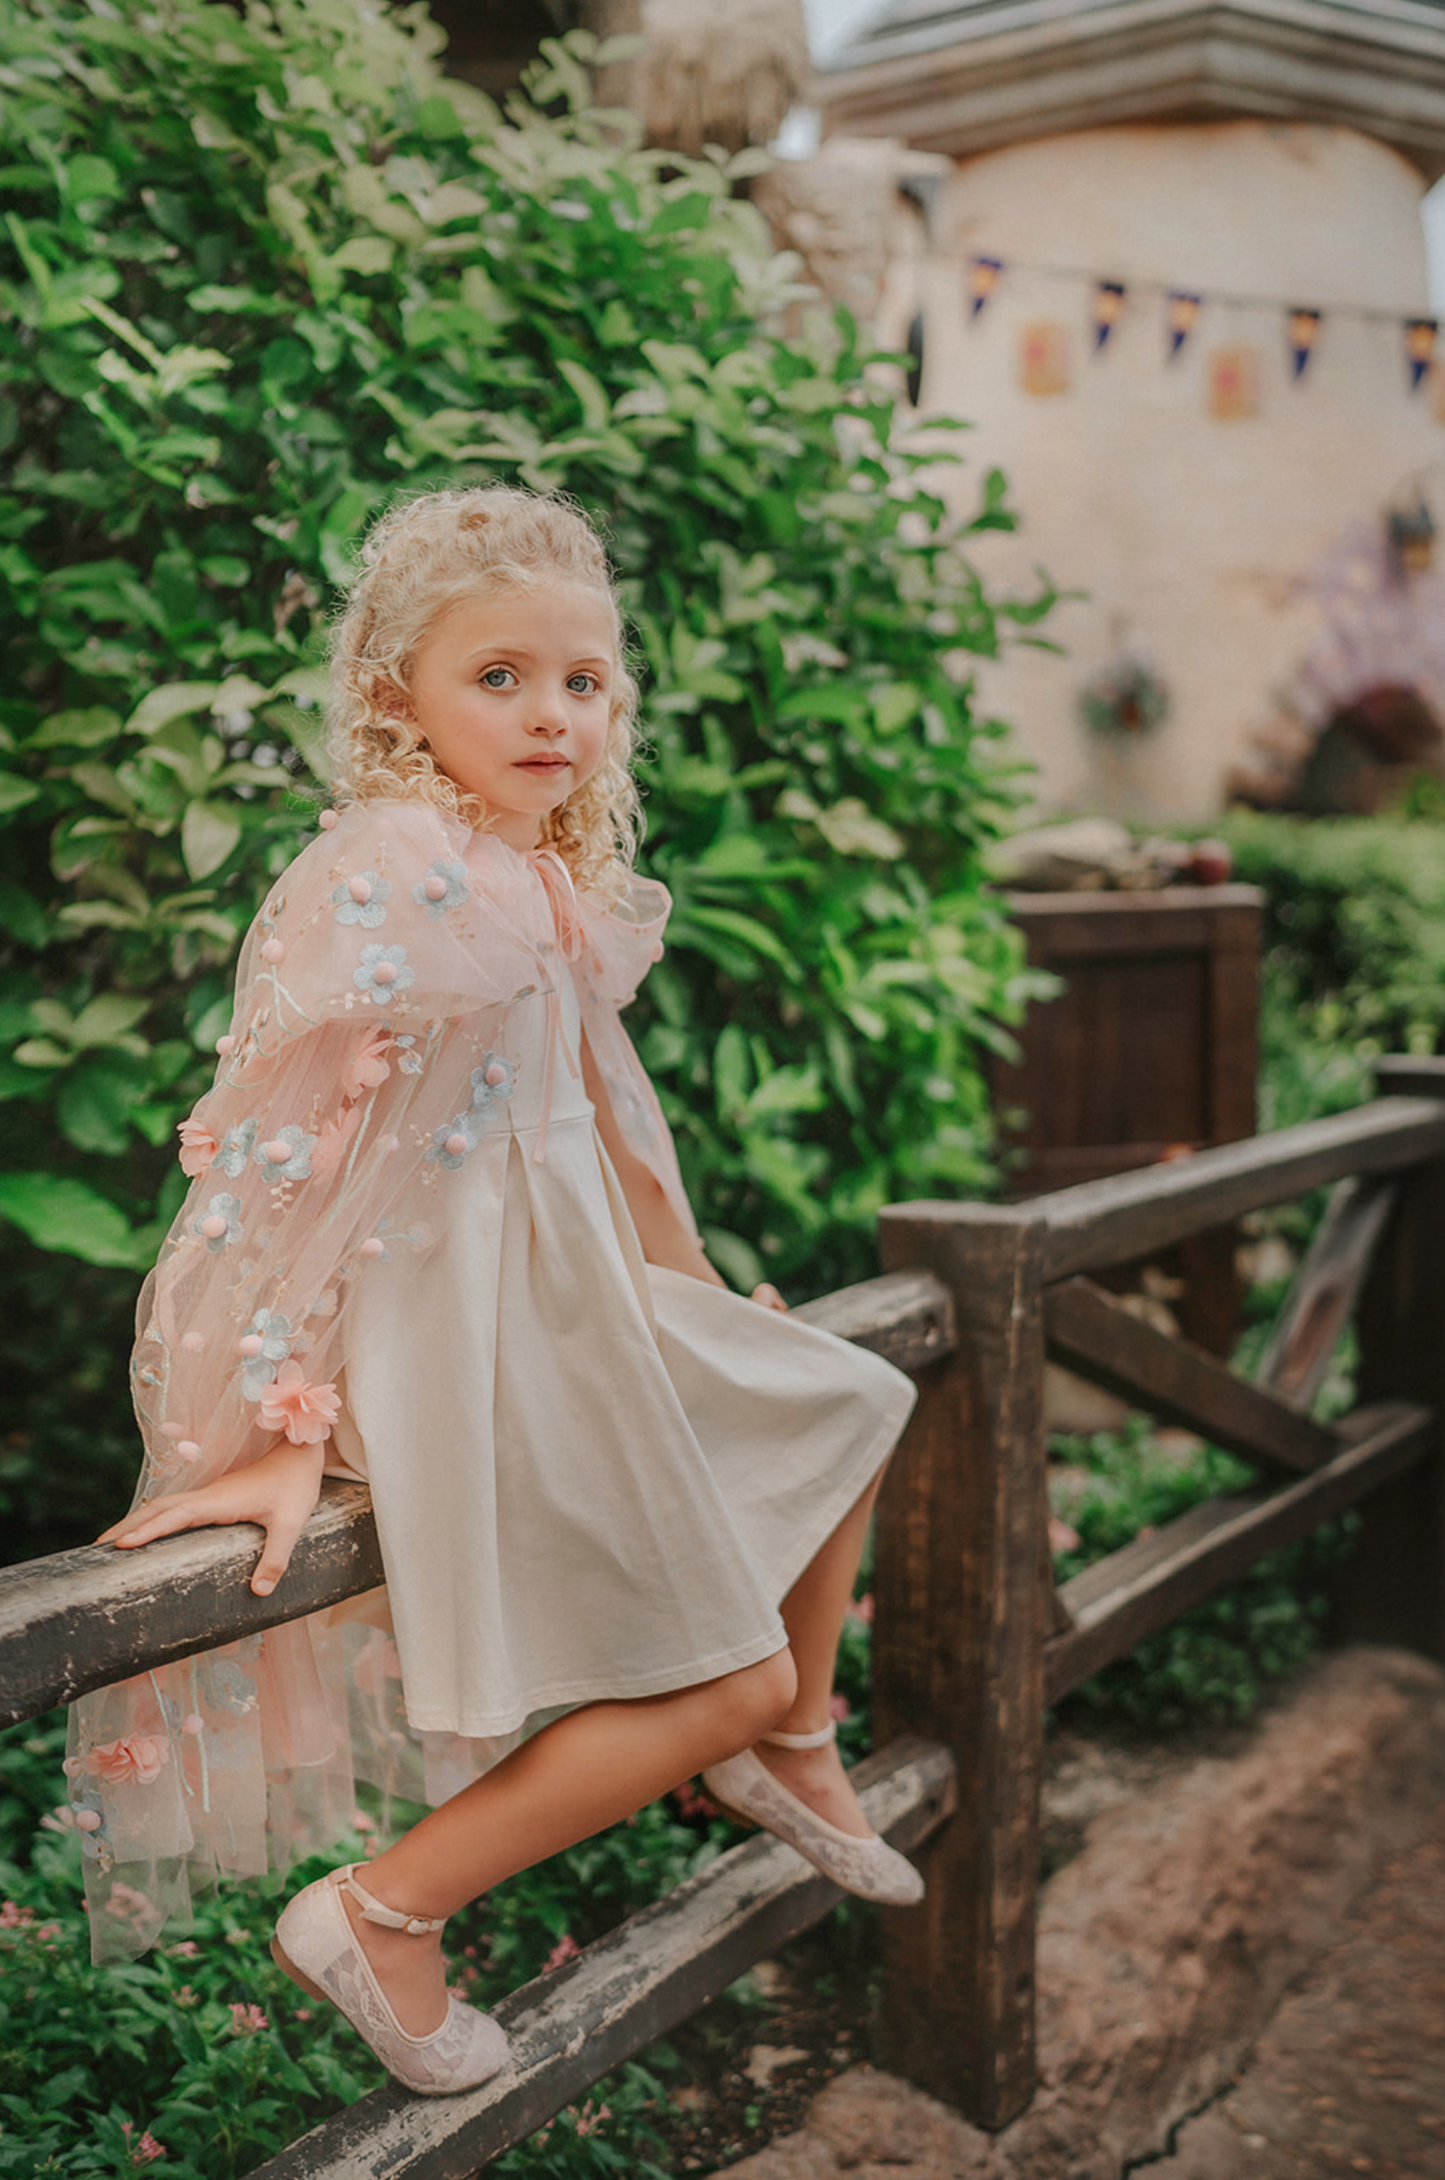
[817,1,1445,181]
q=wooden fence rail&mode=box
[3,1066,1445,2174]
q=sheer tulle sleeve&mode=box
[573,873,701,1246]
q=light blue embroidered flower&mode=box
[470,1052,515,1113]
[215,1118,258,1179]
[331,871,391,928]
[192,1192,243,1254]
[424,1112,479,1171]
[66,1787,110,1862]
[252,1125,315,1184]
[413,859,469,918]
[238,1307,293,1399]
[393,1033,424,1076]
[354,943,415,1004]
[197,1654,258,1717]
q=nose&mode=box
[524,684,568,737]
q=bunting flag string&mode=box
[1092,279,1126,350]
[1166,290,1202,360]
[1407,318,1439,392]
[962,253,1440,395]
[1287,307,1322,380]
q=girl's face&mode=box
[405,581,616,848]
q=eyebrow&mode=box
[461,645,612,668]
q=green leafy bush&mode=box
[1219,811,1445,1133]
[1,0,1050,1554]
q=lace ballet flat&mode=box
[701,1721,925,1907]
[272,1863,510,2095]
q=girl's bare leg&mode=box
[752,1462,890,1841]
[332,1647,796,2035]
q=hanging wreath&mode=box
[1079,655,1172,739]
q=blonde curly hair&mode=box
[326,485,641,892]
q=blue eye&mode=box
[480,667,513,689]
[568,673,598,695]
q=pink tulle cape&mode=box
[65,799,693,1960]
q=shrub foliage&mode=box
[1,1,1051,1547]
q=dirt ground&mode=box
[1138,1798,1445,2179]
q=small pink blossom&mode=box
[343,1029,392,1100]
[258,1361,341,1445]
[294,2005,313,2021]
[845,1592,874,1624]
[106,1884,155,1923]
[311,1103,361,1180]
[135,2131,167,2163]
[672,1779,719,1822]
[174,1984,199,2008]
[228,2001,269,2034]
[177,1117,218,1177]
[1049,1515,1081,1557]
[0,1900,32,1928]
[543,1933,580,1973]
[66,1736,171,1788]
[572,2100,612,2138]
[168,1939,201,1959]
[829,1691,850,1721]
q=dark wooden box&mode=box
[992,884,1265,1350]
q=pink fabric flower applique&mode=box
[343,1028,393,1101]
[176,1117,218,1177]
[258,1361,341,1445]
[64,1736,171,1788]
[311,1104,362,1181]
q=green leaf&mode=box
[58,1060,138,1155]
[0,1172,149,1269]
[125,683,218,736]
[0,877,48,946]
[556,357,611,430]
[0,775,40,814]
[29,707,122,749]
[69,993,151,1047]
[181,799,243,879]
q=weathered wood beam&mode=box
[0,1481,385,1728]
[1256,1174,1397,1411]
[794,1268,955,1375]
[874,1207,1049,2129]
[1045,1400,1432,1704]
[891,1098,1445,1283]
[244,1736,956,2180]
[1044,1276,1339,1476]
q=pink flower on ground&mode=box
[134,2131,167,2164]
[343,1029,392,1100]
[543,1933,580,1973]
[228,2001,269,2034]
[1048,1515,1081,1557]
[177,1117,218,1177]
[311,1103,361,1180]
[167,1939,201,1959]
[672,1779,719,1822]
[258,1361,341,1445]
[0,1900,32,1929]
[572,2101,612,2138]
[845,1592,874,1624]
[66,1736,171,1788]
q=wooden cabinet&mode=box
[992,885,1265,1350]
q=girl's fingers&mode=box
[751,1282,789,1313]
[250,1510,307,1598]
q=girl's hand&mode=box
[750,1282,788,1313]
[97,1439,327,1598]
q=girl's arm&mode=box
[581,1033,785,1308]
[98,1436,326,1597]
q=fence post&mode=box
[1345,1057,1445,1659]
[870,1202,1049,2128]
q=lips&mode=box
[516,757,570,774]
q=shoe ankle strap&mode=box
[761,1720,837,1750]
[340,1865,445,1936]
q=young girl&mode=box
[70,485,921,2096]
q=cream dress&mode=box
[67,800,915,1957]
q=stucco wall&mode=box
[913,121,1444,821]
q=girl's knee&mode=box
[731,1646,797,1743]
